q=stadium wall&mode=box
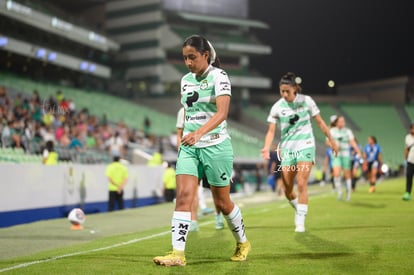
[0,164,165,228]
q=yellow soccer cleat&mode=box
[153,250,186,267]
[230,240,251,262]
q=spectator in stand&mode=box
[42,110,55,127]
[31,100,43,123]
[59,97,69,114]
[56,90,64,103]
[100,122,112,142]
[46,95,58,114]
[22,119,33,148]
[67,98,76,118]
[69,130,84,152]
[0,85,162,166]
[32,90,41,105]
[59,127,71,147]
[87,115,98,134]
[76,112,88,140]
[143,116,151,138]
[11,119,23,149]
[85,130,97,149]
[106,131,125,158]
[1,120,13,147]
[55,122,66,143]
[0,86,11,108]
[2,120,23,149]
[42,140,58,165]
[41,125,56,143]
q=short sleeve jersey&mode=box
[181,65,231,148]
[267,94,320,151]
[364,143,382,162]
[330,127,354,157]
[176,107,185,129]
[405,134,414,164]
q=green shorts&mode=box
[176,138,233,187]
[280,147,315,166]
[332,155,351,170]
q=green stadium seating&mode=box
[0,147,43,164]
[243,105,269,123]
[311,103,338,144]
[404,105,414,123]
[339,103,405,168]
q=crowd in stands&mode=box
[0,85,158,163]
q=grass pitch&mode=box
[1,178,413,274]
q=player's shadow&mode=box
[244,225,291,230]
[313,224,392,231]
[293,233,363,273]
[348,201,386,208]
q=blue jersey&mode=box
[325,147,333,169]
[268,151,280,174]
[364,144,381,163]
[351,144,362,163]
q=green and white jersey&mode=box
[330,127,354,157]
[181,65,231,148]
[267,94,320,151]
[176,107,185,129]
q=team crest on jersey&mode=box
[200,79,208,90]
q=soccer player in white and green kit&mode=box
[262,72,338,233]
[330,116,362,200]
[153,35,250,267]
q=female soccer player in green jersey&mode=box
[261,72,338,233]
[330,116,363,199]
[153,35,250,267]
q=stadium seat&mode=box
[340,103,405,168]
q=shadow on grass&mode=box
[349,201,387,208]
[289,251,354,259]
[0,234,96,241]
[294,233,364,273]
[244,225,291,230]
[313,224,392,231]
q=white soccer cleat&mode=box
[295,225,305,233]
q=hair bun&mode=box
[284,72,296,80]
[279,72,297,86]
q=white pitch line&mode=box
[0,191,333,272]
[0,230,170,273]
[0,219,217,273]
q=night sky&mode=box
[249,0,414,94]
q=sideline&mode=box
[0,219,215,273]
[0,186,336,272]
[0,230,167,273]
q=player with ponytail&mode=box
[154,35,250,266]
[262,72,338,232]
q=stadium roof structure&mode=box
[0,0,119,52]
[175,12,269,29]
[105,0,273,95]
